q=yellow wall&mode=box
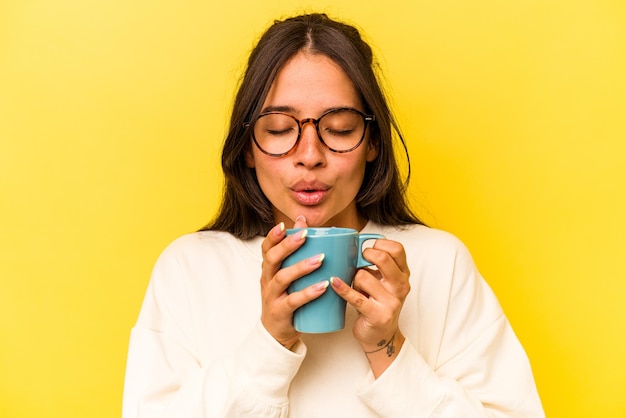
[1,1,624,416]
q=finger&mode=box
[353,269,401,306]
[261,222,286,255]
[330,276,376,316]
[360,246,410,300]
[266,253,325,297]
[363,240,409,283]
[368,239,409,274]
[292,215,308,229]
[362,246,404,281]
[263,228,309,268]
[283,279,329,311]
[342,272,403,332]
[261,227,309,286]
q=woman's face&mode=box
[245,51,378,229]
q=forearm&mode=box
[357,321,544,417]
[123,321,305,418]
[357,339,487,417]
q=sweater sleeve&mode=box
[356,232,544,417]
[122,241,306,418]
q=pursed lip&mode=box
[289,181,331,206]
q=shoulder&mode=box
[156,230,263,265]
[367,223,478,275]
[146,231,263,290]
[368,223,469,257]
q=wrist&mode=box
[277,335,300,351]
[363,332,398,356]
[362,330,404,354]
[362,331,405,378]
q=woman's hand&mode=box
[260,216,328,350]
[330,238,410,377]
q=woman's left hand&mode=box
[330,238,410,376]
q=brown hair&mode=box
[204,13,423,238]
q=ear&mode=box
[366,135,379,162]
[245,147,256,168]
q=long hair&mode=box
[204,13,423,238]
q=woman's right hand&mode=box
[260,216,328,349]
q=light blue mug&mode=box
[283,227,384,333]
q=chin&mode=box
[292,212,333,227]
[307,214,352,228]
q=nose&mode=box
[293,121,326,168]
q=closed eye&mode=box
[324,127,355,136]
[266,127,295,136]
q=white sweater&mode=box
[123,223,544,417]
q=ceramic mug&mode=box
[283,227,384,333]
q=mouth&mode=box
[290,181,330,206]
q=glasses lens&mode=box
[253,113,299,155]
[319,110,365,151]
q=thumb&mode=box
[293,215,308,229]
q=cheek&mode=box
[254,159,285,192]
[335,156,368,187]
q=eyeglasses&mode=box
[244,108,375,157]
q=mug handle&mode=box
[356,234,385,268]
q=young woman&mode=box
[123,13,544,417]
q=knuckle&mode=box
[385,240,404,255]
[272,271,290,288]
[284,295,299,311]
[388,298,402,313]
[354,269,368,284]
[264,250,281,266]
[396,276,411,294]
[369,249,391,265]
[353,295,366,308]
[390,242,405,256]
[402,280,411,294]
[378,311,396,328]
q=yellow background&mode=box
[1,0,625,416]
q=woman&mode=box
[123,13,544,417]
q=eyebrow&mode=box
[260,105,297,114]
[260,105,361,115]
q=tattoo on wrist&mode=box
[364,332,396,357]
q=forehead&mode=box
[262,51,362,114]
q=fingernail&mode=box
[274,222,285,236]
[314,280,330,291]
[330,277,342,288]
[308,253,325,265]
[292,229,308,242]
[295,215,307,223]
